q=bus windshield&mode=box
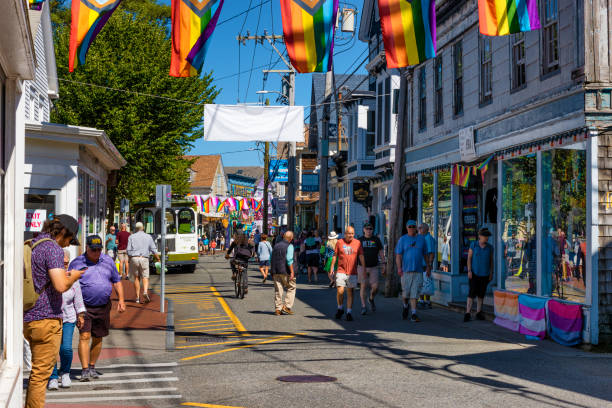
[178,208,195,234]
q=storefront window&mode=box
[24,192,56,240]
[98,184,106,234]
[178,209,195,234]
[437,170,452,272]
[542,145,586,303]
[78,171,86,253]
[88,175,96,234]
[502,155,537,294]
[422,173,434,227]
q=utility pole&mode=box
[238,32,297,231]
[263,100,270,235]
[318,71,333,235]
[385,68,411,297]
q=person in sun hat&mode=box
[464,227,494,322]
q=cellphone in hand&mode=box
[79,266,88,271]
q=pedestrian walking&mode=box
[116,223,130,279]
[358,223,385,315]
[324,231,339,288]
[304,230,320,283]
[127,222,160,304]
[271,231,297,315]
[257,233,273,283]
[105,225,117,261]
[24,215,85,408]
[464,228,494,322]
[71,235,126,382]
[330,226,366,321]
[47,249,86,391]
[418,223,436,309]
[395,220,430,322]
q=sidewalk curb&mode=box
[166,298,175,350]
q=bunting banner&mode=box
[477,155,494,182]
[225,197,237,210]
[378,0,436,68]
[478,0,540,36]
[216,198,226,213]
[280,0,339,73]
[452,164,471,187]
[190,195,265,214]
[29,0,46,10]
[202,198,211,213]
[170,0,225,77]
[251,198,262,212]
[193,195,203,212]
[69,0,122,72]
[209,196,220,211]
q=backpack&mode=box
[235,244,252,261]
[23,238,54,312]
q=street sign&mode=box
[120,198,130,213]
[270,159,289,182]
[156,185,171,208]
[155,184,171,313]
[301,173,319,192]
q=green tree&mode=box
[50,0,218,222]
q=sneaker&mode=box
[135,298,140,304]
[47,378,59,390]
[262,276,267,284]
[88,367,99,379]
[361,307,367,316]
[464,313,471,322]
[79,368,91,382]
[143,293,151,304]
[402,307,409,320]
[476,311,485,321]
[90,367,103,377]
[369,297,376,312]
[411,314,421,322]
[335,309,344,319]
[60,373,72,388]
[346,313,353,321]
[281,307,294,315]
[274,309,282,316]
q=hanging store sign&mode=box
[353,182,371,205]
[270,159,289,182]
[301,173,319,192]
[459,126,476,162]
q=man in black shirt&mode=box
[358,223,385,315]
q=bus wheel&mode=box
[182,265,196,274]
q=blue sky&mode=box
[176,0,369,166]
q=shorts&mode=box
[259,260,270,267]
[129,256,150,279]
[469,275,490,299]
[357,266,379,286]
[117,250,128,262]
[81,302,111,338]
[336,273,358,288]
[307,254,319,267]
[401,272,423,300]
[107,249,116,261]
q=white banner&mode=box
[204,104,305,142]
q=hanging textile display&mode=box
[518,294,548,340]
[493,290,520,332]
[377,0,436,68]
[170,0,225,77]
[547,300,583,346]
[280,0,339,73]
[478,0,540,36]
[477,155,494,182]
[69,0,122,72]
[451,165,470,187]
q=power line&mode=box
[217,0,270,27]
[244,0,264,101]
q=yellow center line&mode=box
[176,336,278,349]
[181,334,301,361]
[177,322,236,330]
[182,403,244,408]
[209,286,248,336]
[177,316,231,322]
[176,319,232,326]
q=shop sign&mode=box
[459,126,476,162]
[353,182,371,205]
[270,159,288,182]
[276,199,288,215]
[302,173,319,192]
[25,209,47,232]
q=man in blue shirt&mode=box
[395,220,430,322]
[465,227,494,322]
[105,225,117,261]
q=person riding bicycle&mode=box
[225,233,254,294]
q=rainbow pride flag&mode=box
[280,0,339,73]
[170,0,224,77]
[225,197,237,210]
[202,197,210,213]
[478,0,540,36]
[69,0,122,72]
[451,165,470,187]
[477,155,494,182]
[378,0,436,68]
[216,198,226,213]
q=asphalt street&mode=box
[45,255,612,408]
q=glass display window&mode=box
[422,173,434,228]
[541,144,587,303]
[437,170,452,272]
[501,155,537,294]
[24,190,58,240]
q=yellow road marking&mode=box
[177,323,236,329]
[176,320,232,326]
[177,336,279,349]
[177,317,231,322]
[181,334,298,361]
[209,286,247,336]
[182,403,244,408]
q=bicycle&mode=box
[232,260,248,299]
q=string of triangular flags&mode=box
[190,195,264,214]
[63,0,541,75]
[451,155,494,187]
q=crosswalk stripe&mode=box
[97,362,178,368]
[46,395,182,403]
[93,370,172,378]
[45,387,178,397]
[68,377,178,386]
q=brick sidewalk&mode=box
[110,280,168,330]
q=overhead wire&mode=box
[217,0,271,27]
[237,0,255,103]
[244,0,264,101]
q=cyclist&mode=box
[225,233,254,294]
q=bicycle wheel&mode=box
[235,269,241,298]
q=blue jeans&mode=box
[49,322,75,380]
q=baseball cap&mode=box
[56,214,80,246]
[86,235,103,249]
[406,220,417,227]
[363,222,373,229]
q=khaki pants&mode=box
[273,274,296,311]
[24,318,62,408]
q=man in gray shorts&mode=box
[395,220,430,322]
[127,222,160,304]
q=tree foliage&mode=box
[50,0,218,218]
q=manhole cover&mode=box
[276,375,337,383]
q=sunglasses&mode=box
[407,226,416,229]
[89,248,102,252]
[365,228,373,230]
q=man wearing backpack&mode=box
[24,215,85,408]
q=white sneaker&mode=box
[60,373,71,388]
[48,378,59,390]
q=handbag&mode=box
[421,275,435,296]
